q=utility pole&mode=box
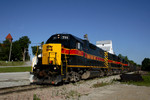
[9,42,12,61]
[23,48,27,62]
[6,33,13,62]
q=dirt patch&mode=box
[80,83,150,100]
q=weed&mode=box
[72,83,77,86]
[62,87,66,91]
[65,90,81,99]
[33,94,41,100]
[56,90,59,96]
[92,82,110,88]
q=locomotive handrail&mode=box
[48,52,59,65]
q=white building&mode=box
[96,40,114,54]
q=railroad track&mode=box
[0,72,135,96]
[0,84,50,95]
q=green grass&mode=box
[0,66,31,73]
[0,61,25,66]
[122,72,150,86]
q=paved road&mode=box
[0,72,31,88]
[0,61,32,68]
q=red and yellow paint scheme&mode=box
[33,34,130,84]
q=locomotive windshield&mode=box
[46,34,70,48]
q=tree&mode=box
[118,54,137,66]
[19,36,31,61]
[124,56,129,61]
[0,40,10,60]
[118,54,129,61]
[0,36,31,61]
[142,58,150,71]
[31,42,44,56]
[32,46,39,56]
[118,54,123,59]
[11,40,22,61]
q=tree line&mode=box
[118,54,138,66]
[0,36,31,61]
[118,54,150,71]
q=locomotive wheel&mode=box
[70,71,81,82]
[99,70,105,77]
[109,70,113,76]
[107,71,112,76]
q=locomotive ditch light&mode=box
[54,67,57,70]
[39,46,42,50]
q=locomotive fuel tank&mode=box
[81,71,100,79]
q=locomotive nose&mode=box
[42,43,62,65]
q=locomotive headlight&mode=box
[57,34,60,39]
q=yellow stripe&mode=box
[111,67,122,69]
[67,65,122,69]
[67,65,106,68]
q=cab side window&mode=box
[76,42,82,50]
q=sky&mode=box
[0,0,150,64]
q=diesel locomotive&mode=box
[33,33,129,84]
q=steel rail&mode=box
[0,84,50,95]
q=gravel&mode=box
[0,74,150,100]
